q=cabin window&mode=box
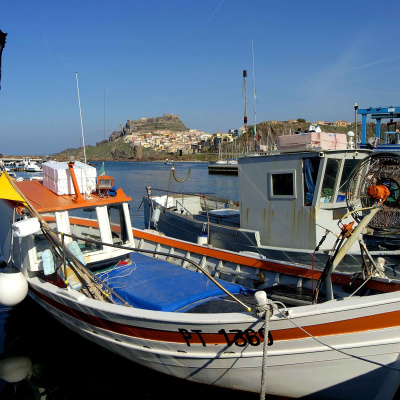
[336,159,361,202]
[68,208,103,252]
[321,159,340,203]
[108,204,129,245]
[269,170,296,198]
[303,158,321,206]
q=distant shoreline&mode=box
[0,156,212,163]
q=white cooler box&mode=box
[277,132,347,152]
[42,161,97,195]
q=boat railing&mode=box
[148,188,239,209]
[174,199,193,216]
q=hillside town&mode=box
[119,128,217,155]
[110,114,353,155]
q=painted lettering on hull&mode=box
[179,328,273,347]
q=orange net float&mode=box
[367,185,391,202]
[341,221,355,238]
[15,205,26,215]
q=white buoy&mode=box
[0,356,32,383]
[0,264,28,306]
[254,290,268,308]
[197,232,208,245]
[347,131,355,149]
[152,208,161,223]
[12,218,40,238]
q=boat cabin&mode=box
[239,140,371,252]
[0,162,135,277]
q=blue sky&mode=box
[1,0,400,155]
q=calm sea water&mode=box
[104,160,239,229]
[0,162,258,400]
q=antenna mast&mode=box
[243,70,248,152]
[75,72,87,164]
[252,40,257,149]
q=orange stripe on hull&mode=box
[31,287,400,346]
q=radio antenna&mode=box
[75,72,87,164]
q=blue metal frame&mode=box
[358,106,400,144]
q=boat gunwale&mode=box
[27,275,400,350]
[132,228,400,293]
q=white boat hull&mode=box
[28,276,400,399]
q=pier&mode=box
[208,164,238,175]
[1,157,44,172]
[1,157,43,164]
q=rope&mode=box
[171,164,191,182]
[255,293,274,400]
[312,231,328,297]
[259,306,272,400]
[131,199,143,223]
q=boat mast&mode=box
[75,72,87,164]
[243,70,248,152]
[252,40,257,150]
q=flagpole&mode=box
[76,72,87,164]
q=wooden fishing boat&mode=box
[144,137,400,271]
[0,157,400,399]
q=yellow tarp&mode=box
[0,173,26,203]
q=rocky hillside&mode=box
[53,141,135,161]
[52,119,381,162]
[109,114,188,142]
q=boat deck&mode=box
[95,252,252,312]
[94,251,326,314]
[187,285,319,314]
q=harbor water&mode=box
[0,161,260,400]
[104,160,239,229]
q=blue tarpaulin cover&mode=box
[96,252,247,312]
